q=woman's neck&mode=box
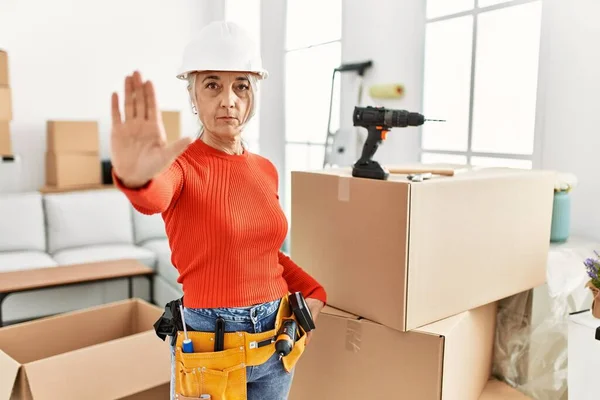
[200,130,243,155]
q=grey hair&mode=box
[185,72,260,142]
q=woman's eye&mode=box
[237,84,250,91]
[206,82,218,89]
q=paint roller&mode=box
[369,83,405,99]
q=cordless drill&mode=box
[352,106,444,180]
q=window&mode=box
[283,0,342,218]
[421,0,541,169]
[225,0,262,153]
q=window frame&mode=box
[282,2,343,216]
[421,0,543,168]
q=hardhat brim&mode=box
[176,68,269,81]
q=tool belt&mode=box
[154,294,307,400]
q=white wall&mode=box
[259,0,287,193]
[340,0,426,166]
[537,0,600,240]
[0,0,202,191]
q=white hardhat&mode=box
[176,20,268,80]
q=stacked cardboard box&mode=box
[289,166,554,399]
[161,110,181,144]
[45,120,102,188]
[0,50,13,156]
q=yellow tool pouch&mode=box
[174,295,307,400]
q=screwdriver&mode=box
[179,304,194,353]
[275,319,298,360]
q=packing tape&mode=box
[345,319,362,353]
[338,176,350,202]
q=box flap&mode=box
[479,379,531,399]
[0,299,134,364]
[0,350,20,400]
[322,305,359,319]
[415,310,466,337]
[23,331,170,400]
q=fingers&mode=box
[305,331,313,346]
[164,137,193,162]
[145,81,157,121]
[124,76,134,120]
[111,92,122,126]
[133,71,146,119]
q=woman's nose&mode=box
[220,88,236,108]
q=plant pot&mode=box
[550,191,571,243]
[586,281,600,319]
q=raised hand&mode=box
[110,71,192,188]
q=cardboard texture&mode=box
[288,302,497,400]
[0,299,170,400]
[45,152,101,187]
[119,384,170,399]
[46,120,99,153]
[568,310,600,400]
[0,86,11,121]
[161,110,181,144]
[0,50,8,86]
[479,379,532,399]
[0,121,11,155]
[291,167,554,331]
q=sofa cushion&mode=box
[0,192,46,252]
[0,251,58,273]
[52,244,157,269]
[132,210,167,244]
[44,189,134,254]
[142,239,179,284]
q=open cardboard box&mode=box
[0,298,170,399]
[291,166,554,332]
[289,301,497,400]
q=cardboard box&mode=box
[47,120,99,153]
[161,110,181,144]
[46,152,101,187]
[479,379,531,399]
[120,384,170,400]
[291,167,554,331]
[0,50,8,86]
[0,86,11,121]
[0,299,170,400]
[289,302,497,400]
[568,310,600,400]
[0,121,11,155]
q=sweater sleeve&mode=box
[279,251,327,304]
[112,159,185,215]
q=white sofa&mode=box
[0,188,182,323]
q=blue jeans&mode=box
[170,298,295,400]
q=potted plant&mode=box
[550,173,577,243]
[584,253,600,318]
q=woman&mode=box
[109,21,326,400]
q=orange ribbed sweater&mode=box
[114,139,326,309]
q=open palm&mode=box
[110,71,192,188]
